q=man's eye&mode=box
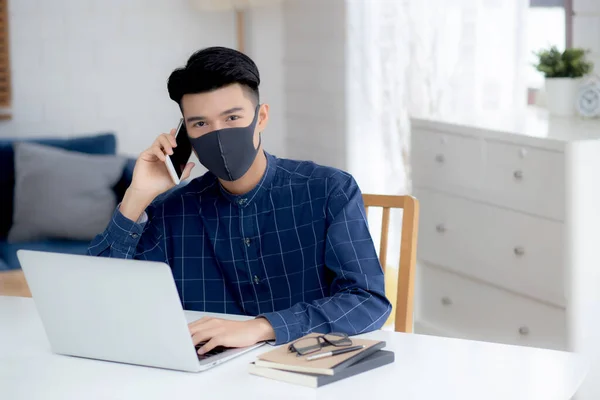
[227,115,240,121]
[194,121,206,127]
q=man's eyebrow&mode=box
[186,107,245,124]
[220,107,244,116]
[186,116,205,123]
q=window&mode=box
[525,0,569,101]
[0,0,10,118]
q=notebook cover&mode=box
[255,333,386,375]
[249,350,395,388]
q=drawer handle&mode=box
[518,326,530,336]
[514,246,525,256]
[519,148,527,158]
[441,297,452,306]
[513,170,524,180]
[435,224,446,233]
[434,154,445,163]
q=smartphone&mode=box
[164,118,192,185]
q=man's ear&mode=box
[257,103,270,132]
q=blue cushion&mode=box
[0,133,117,239]
[0,240,91,270]
[0,258,9,271]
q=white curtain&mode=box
[347,0,528,195]
[346,0,528,270]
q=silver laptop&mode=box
[17,249,265,372]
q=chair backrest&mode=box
[362,194,420,333]
[0,269,31,297]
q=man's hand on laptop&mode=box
[189,316,276,355]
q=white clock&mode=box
[576,76,600,118]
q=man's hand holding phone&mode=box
[120,129,195,223]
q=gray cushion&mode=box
[7,142,126,243]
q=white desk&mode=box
[0,296,589,400]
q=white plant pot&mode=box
[544,77,582,117]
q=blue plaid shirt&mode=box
[87,152,391,344]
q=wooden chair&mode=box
[0,269,30,297]
[362,194,420,333]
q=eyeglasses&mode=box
[288,333,353,356]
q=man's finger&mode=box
[180,162,195,181]
[169,128,177,137]
[189,319,219,335]
[140,148,159,162]
[192,328,220,346]
[190,316,213,326]
[198,337,223,355]
[157,135,174,155]
[151,145,167,162]
[166,131,177,147]
[188,316,213,330]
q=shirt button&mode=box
[253,275,261,285]
[237,198,247,205]
[131,233,139,239]
[244,238,251,247]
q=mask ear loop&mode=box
[255,131,263,150]
[255,103,263,150]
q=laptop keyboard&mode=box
[195,342,230,360]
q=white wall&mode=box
[281,0,405,196]
[573,0,600,73]
[3,0,286,166]
[246,3,286,161]
[282,0,347,170]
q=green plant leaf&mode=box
[532,46,594,78]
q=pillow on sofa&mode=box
[0,133,117,239]
[7,142,126,243]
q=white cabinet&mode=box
[419,264,567,351]
[410,107,600,399]
[482,141,565,220]
[411,129,485,193]
[415,188,565,308]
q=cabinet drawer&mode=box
[412,129,484,192]
[483,140,565,220]
[415,188,565,307]
[418,263,567,350]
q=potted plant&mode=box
[533,46,594,116]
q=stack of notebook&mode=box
[248,333,394,388]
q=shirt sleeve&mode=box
[86,204,167,262]
[259,176,392,345]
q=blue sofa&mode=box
[0,133,136,271]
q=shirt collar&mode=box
[219,151,277,208]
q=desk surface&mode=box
[0,296,589,400]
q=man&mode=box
[88,46,391,355]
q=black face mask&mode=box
[189,105,261,182]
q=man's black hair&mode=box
[167,46,260,107]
